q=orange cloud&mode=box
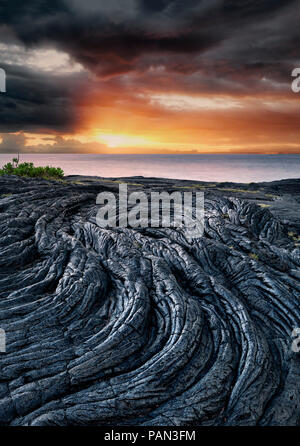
[72,78,300,153]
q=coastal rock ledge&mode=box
[0,175,299,426]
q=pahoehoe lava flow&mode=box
[0,175,299,426]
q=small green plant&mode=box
[249,252,259,261]
[217,187,261,194]
[0,158,64,180]
[12,155,19,168]
[133,241,142,249]
[177,183,216,190]
[288,231,300,243]
[258,203,271,208]
[265,193,278,199]
[95,179,141,187]
[71,181,87,186]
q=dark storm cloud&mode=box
[0,1,219,77]
[139,0,171,13]
[0,132,26,153]
[0,133,108,153]
[2,0,298,79]
[0,62,84,133]
[0,0,299,136]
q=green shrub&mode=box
[0,159,64,180]
[249,252,259,261]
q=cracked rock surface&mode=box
[0,175,299,426]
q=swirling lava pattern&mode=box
[0,176,299,426]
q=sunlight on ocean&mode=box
[0,154,299,183]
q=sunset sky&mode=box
[0,0,300,154]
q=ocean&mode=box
[0,154,299,183]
